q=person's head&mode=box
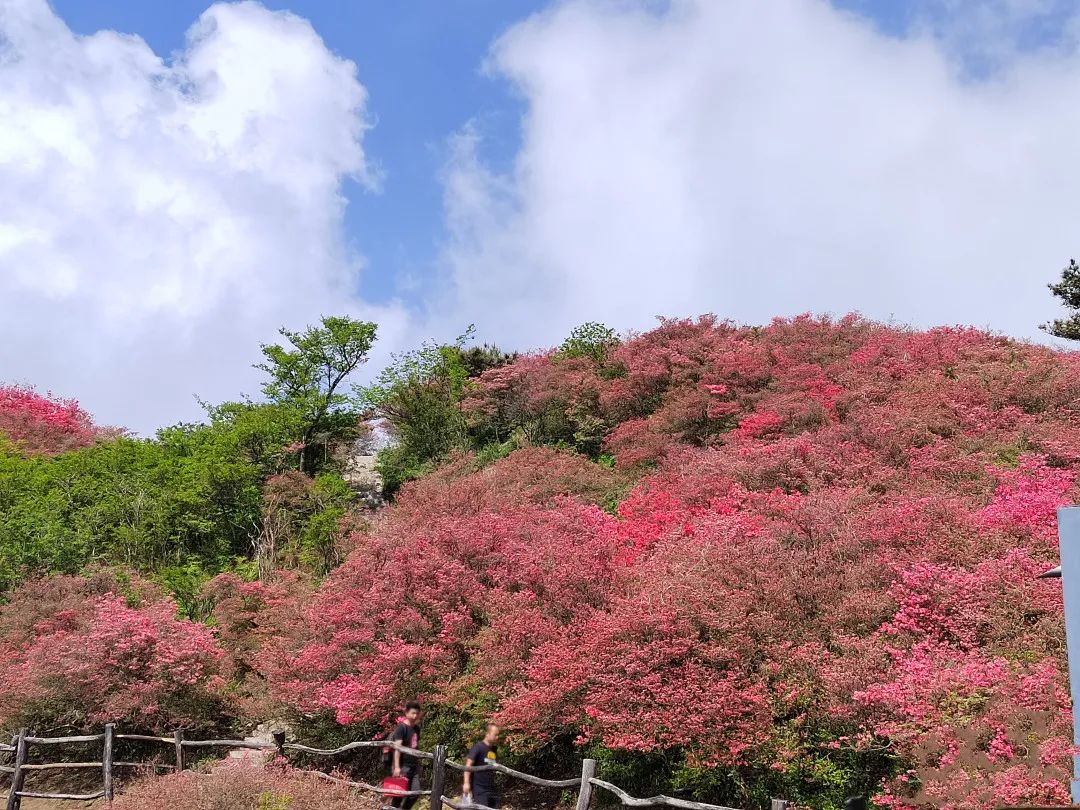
[483,722,499,745]
[404,701,422,724]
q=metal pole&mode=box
[1057,506,1080,804]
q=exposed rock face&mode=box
[340,419,392,509]
[227,723,280,765]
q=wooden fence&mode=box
[0,727,792,810]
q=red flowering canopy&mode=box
[231,317,1080,806]
[0,384,101,454]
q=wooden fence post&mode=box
[103,723,115,802]
[173,730,185,773]
[575,758,596,810]
[429,744,447,810]
[5,729,27,810]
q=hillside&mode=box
[1,314,1078,809]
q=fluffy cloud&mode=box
[8,0,1080,433]
[439,0,1080,349]
[0,0,406,432]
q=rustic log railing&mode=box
[0,728,790,810]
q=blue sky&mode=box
[6,0,1080,431]
[52,0,547,306]
[46,0,912,309]
[45,0,1077,313]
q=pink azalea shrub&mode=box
[112,761,372,810]
[0,571,230,733]
[241,316,1080,808]
[0,384,104,454]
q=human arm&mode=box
[463,742,487,796]
[463,756,475,794]
[391,725,406,777]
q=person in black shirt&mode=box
[463,723,500,809]
[389,701,423,810]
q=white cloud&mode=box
[438,0,1080,350]
[0,0,407,433]
[8,0,1080,434]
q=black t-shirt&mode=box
[391,722,422,768]
[467,741,497,791]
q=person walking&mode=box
[389,701,423,810]
[462,723,500,809]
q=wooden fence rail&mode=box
[0,728,790,810]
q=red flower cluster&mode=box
[0,384,101,454]
[0,572,229,732]
[6,315,1080,807]
[234,316,1080,805]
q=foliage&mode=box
[359,334,470,492]
[0,397,357,592]
[239,316,1080,808]
[256,316,377,474]
[0,436,256,591]
[557,322,619,364]
[1042,258,1080,340]
[0,570,230,734]
[0,384,107,455]
[112,761,373,810]
[360,327,515,494]
[255,472,354,578]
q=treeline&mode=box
[0,317,621,604]
[0,317,378,601]
[3,315,1080,809]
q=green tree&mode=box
[256,317,378,474]
[358,332,472,494]
[557,322,619,364]
[458,343,518,377]
[356,328,518,494]
[256,470,354,578]
[0,434,262,591]
[0,397,363,595]
[1042,258,1080,340]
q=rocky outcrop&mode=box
[340,419,392,509]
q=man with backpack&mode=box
[462,723,500,809]
[386,701,423,810]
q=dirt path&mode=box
[1,767,106,809]
[0,792,103,810]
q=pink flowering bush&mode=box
[112,761,372,810]
[241,316,1080,808]
[0,571,231,733]
[0,384,105,455]
[260,449,624,726]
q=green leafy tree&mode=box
[256,317,378,474]
[458,343,518,377]
[256,470,354,578]
[0,434,262,591]
[195,401,307,475]
[1042,258,1080,340]
[557,322,619,364]
[0,397,362,594]
[357,328,517,494]
[358,331,472,494]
